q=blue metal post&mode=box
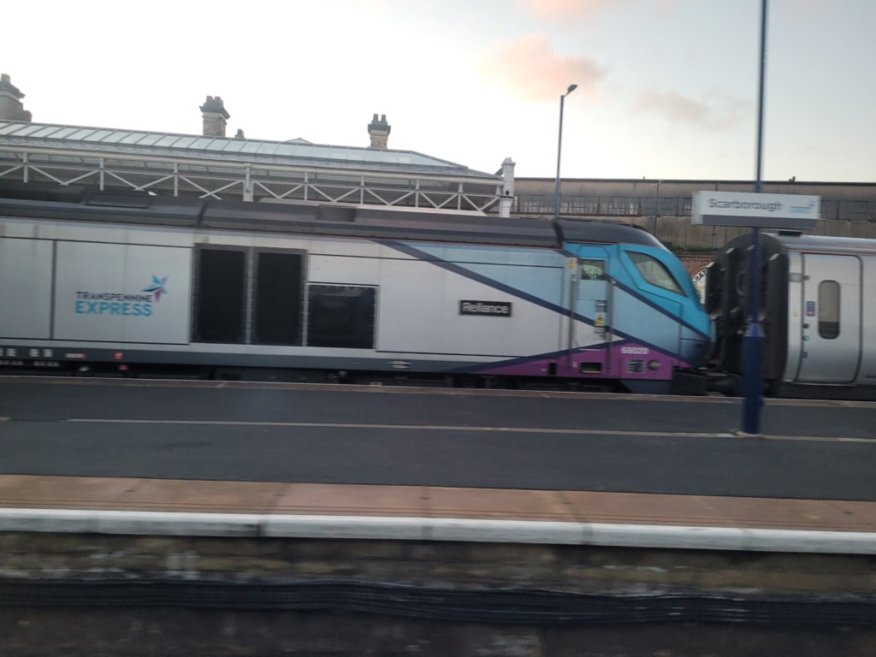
[742,226,764,433]
[742,0,768,434]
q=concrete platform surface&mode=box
[2,475,876,547]
[3,474,876,530]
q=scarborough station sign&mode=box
[692,190,820,229]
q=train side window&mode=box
[194,248,246,343]
[307,285,376,349]
[627,251,683,295]
[254,251,304,345]
[579,260,605,280]
[817,280,840,339]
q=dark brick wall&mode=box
[2,533,876,656]
[4,609,876,657]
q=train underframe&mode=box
[0,347,707,395]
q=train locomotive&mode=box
[706,231,876,400]
[0,183,711,393]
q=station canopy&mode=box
[0,120,503,213]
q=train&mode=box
[0,182,711,394]
[706,231,876,400]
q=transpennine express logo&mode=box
[142,275,169,302]
[74,275,168,317]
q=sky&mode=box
[2,0,875,182]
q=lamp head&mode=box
[566,84,578,94]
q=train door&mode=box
[570,258,611,373]
[795,254,861,383]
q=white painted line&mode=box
[66,417,738,438]
[1,509,875,554]
[64,418,876,443]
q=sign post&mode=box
[744,0,769,435]
[695,0,814,435]
[692,188,820,435]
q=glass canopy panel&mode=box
[255,142,280,155]
[30,126,64,138]
[137,134,164,146]
[46,127,79,139]
[273,143,297,157]
[68,129,97,140]
[221,141,246,152]
[238,141,262,153]
[295,146,318,158]
[154,135,182,147]
[201,139,234,152]
[119,133,149,144]
[103,131,130,143]
[10,124,43,136]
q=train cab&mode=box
[559,221,712,394]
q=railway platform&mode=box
[2,475,876,552]
[4,459,876,655]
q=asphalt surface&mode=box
[1,376,875,500]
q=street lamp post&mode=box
[553,84,578,219]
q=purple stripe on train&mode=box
[472,343,687,380]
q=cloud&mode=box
[634,89,750,129]
[520,0,679,20]
[519,0,616,20]
[482,34,605,102]
[520,0,686,23]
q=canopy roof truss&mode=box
[0,146,503,212]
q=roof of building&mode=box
[0,120,495,179]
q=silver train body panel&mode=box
[707,233,876,398]
[0,188,710,392]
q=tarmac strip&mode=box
[8,375,876,409]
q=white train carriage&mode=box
[707,232,876,399]
[0,185,711,392]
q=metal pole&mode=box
[742,0,768,434]
[553,84,577,219]
[652,180,661,235]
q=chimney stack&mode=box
[0,74,32,122]
[200,96,230,137]
[367,113,391,149]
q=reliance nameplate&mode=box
[459,300,512,317]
